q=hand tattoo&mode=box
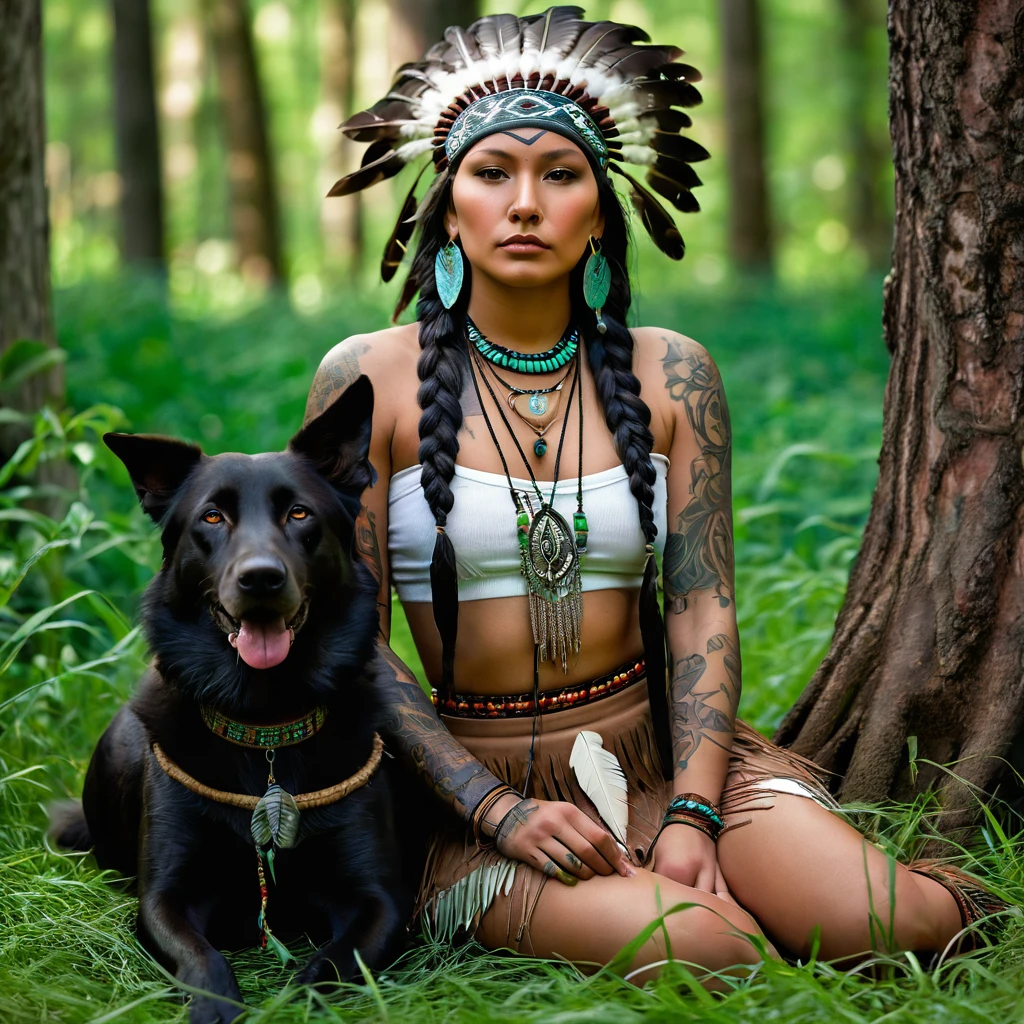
[564,851,583,870]
[305,341,370,424]
[542,860,577,885]
[661,339,734,613]
[669,634,740,774]
[496,799,537,844]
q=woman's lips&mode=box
[499,238,550,253]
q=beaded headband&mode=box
[328,5,709,282]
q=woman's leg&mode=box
[476,865,775,986]
[716,792,962,959]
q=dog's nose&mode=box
[236,557,287,594]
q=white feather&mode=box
[570,730,629,846]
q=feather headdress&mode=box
[329,5,708,280]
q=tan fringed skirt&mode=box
[417,675,839,952]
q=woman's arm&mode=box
[661,333,739,805]
[304,336,503,823]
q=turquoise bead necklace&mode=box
[467,317,579,374]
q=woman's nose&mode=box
[508,177,542,224]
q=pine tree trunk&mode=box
[320,0,363,270]
[776,0,1024,833]
[0,0,62,445]
[838,0,891,269]
[201,0,284,285]
[720,0,772,273]
[110,0,166,271]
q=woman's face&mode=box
[446,130,605,289]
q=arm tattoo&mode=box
[354,504,383,591]
[669,633,741,774]
[373,643,501,822]
[661,339,734,614]
[305,341,370,424]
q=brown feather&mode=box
[651,61,703,83]
[641,109,693,132]
[631,78,703,111]
[646,166,701,213]
[327,140,404,197]
[591,45,682,82]
[522,6,585,57]
[380,163,429,283]
[609,163,684,259]
[651,154,703,191]
[565,22,650,69]
[468,13,522,58]
[650,133,710,164]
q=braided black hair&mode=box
[401,166,672,778]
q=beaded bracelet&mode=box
[666,793,725,832]
[471,784,522,851]
[661,812,718,842]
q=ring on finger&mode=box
[542,859,578,885]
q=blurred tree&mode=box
[320,0,363,269]
[0,0,62,450]
[777,1,1024,833]
[111,0,165,273]
[838,0,890,269]
[201,0,285,285]
[388,0,479,64]
[720,0,772,273]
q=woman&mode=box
[303,8,994,981]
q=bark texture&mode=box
[0,0,62,440]
[202,0,284,284]
[776,1,1024,832]
[720,0,773,272]
[111,0,165,270]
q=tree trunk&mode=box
[0,0,62,447]
[389,0,479,61]
[838,0,891,270]
[776,0,1024,834]
[201,0,284,285]
[110,0,166,272]
[320,0,363,270]
[720,0,773,273]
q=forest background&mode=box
[5,1,1021,1022]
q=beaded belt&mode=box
[432,658,645,719]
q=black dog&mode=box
[51,377,408,1023]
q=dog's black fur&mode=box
[51,377,409,1023]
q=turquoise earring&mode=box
[583,236,610,334]
[435,239,464,309]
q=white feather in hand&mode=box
[570,730,629,846]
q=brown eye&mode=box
[203,509,223,524]
[289,506,309,520]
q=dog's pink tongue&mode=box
[229,617,291,669]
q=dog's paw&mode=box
[187,993,245,1024]
[294,948,357,988]
[180,959,245,1024]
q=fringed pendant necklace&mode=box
[468,344,588,672]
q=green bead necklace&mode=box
[468,317,579,374]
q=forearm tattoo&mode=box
[354,503,389,618]
[305,341,370,425]
[373,643,501,823]
[669,633,741,775]
[661,339,735,614]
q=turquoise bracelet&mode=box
[665,794,725,831]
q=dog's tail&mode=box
[48,799,91,851]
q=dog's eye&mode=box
[289,506,309,520]
[202,509,224,524]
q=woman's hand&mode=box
[490,797,635,884]
[650,823,733,902]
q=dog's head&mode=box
[104,377,377,709]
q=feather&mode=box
[631,78,703,111]
[610,163,684,260]
[429,859,517,943]
[380,163,429,282]
[590,45,683,84]
[469,13,522,58]
[570,730,629,846]
[651,61,703,83]
[563,22,649,70]
[341,113,420,144]
[522,6,585,58]
[641,108,693,132]
[651,132,709,164]
[647,165,701,213]
[327,138,433,197]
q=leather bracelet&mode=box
[472,784,521,850]
[659,815,717,842]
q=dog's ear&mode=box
[103,433,204,523]
[288,375,375,494]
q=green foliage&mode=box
[3,279,1023,1021]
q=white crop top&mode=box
[387,454,669,603]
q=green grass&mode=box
[2,276,1022,1023]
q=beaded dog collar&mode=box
[199,704,328,749]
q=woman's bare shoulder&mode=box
[305,323,420,426]
[630,325,713,367]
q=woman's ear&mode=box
[444,209,458,240]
